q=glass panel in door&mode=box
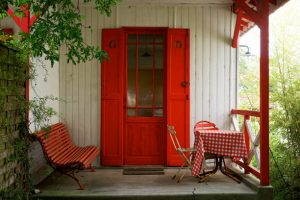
[126,34,164,117]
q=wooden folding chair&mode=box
[167,125,196,183]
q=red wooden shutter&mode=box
[101,29,124,166]
[166,29,190,166]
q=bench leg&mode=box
[62,170,85,190]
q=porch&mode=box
[0,0,289,199]
[32,168,271,200]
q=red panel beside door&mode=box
[101,28,124,166]
[166,29,190,166]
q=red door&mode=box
[101,28,189,166]
[125,31,166,165]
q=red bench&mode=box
[35,123,100,190]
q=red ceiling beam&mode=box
[241,13,254,22]
[232,0,262,48]
[240,20,249,27]
[6,5,38,33]
[232,10,243,48]
[2,28,14,35]
[234,0,260,24]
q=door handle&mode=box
[181,81,189,87]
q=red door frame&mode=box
[101,27,190,166]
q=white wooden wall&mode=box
[59,3,237,158]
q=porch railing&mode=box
[230,109,264,184]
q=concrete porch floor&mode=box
[33,168,271,200]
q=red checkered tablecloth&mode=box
[191,128,247,176]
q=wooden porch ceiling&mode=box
[232,0,290,47]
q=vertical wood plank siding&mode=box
[59,4,237,161]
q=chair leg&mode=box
[177,169,187,183]
[175,160,192,183]
[172,167,181,180]
[219,158,241,183]
[89,164,96,172]
[200,157,218,175]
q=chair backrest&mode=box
[167,125,182,151]
[35,123,73,163]
[194,120,219,130]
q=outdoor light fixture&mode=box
[142,51,152,57]
[142,45,152,57]
[239,45,251,55]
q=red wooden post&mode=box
[233,0,270,186]
[259,2,270,186]
[7,6,30,33]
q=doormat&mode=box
[123,167,165,175]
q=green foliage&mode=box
[29,96,59,131]
[238,54,260,111]
[0,0,121,66]
[268,2,300,199]
[269,40,300,200]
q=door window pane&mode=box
[127,45,136,107]
[127,109,136,117]
[154,44,163,107]
[128,34,136,43]
[153,109,163,117]
[138,44,153,107]
[138,109,152,117]
[155,34,164,43]
[138,34,154,44]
